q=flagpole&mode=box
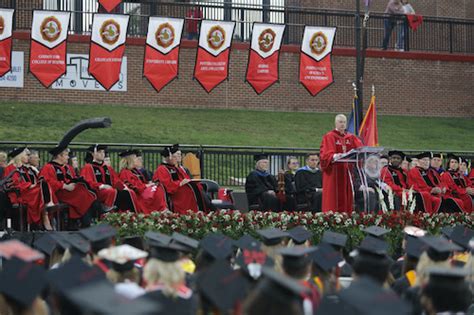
[355,0,363,132]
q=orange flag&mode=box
[359,94,379,146]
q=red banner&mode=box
[407,15,423,31]
[99,0,122,13]
[299,53,333,97]
[89,43,125,91]
[0,38,12,77]
[194,48,230,93]
[144,46,179,92]
[246,51,280,94]
[30,41,67,88]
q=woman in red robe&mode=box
[118,150,168,214]
[440,154,473,213]
[319,114,363,213]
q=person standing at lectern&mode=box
[319,114,363,213]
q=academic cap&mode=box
[287,226,313,245]
[33,233,59,256]
[87,144,107,152]
[98,244,148,272]
[118,149,136,158]
[49,144,68,156]
[7,146,26,158]
[235,241,273,280]
[234,234,261,250]
[449,225,474,251]
[363,225,391,239]
[256,227,289,246]
[161,146,178,158]
[432,153,442,159]
[121,235,145,251]
[421,235,463,262]
[172,232,200,251]
[405,236,428,259]
[148,240,186,262]
[254,153,269,162]
[311,243,343,272]
[388,150,405,159]
[403,226,426,239]
[63,233,91,256]
[279,246,317,270]
[321,230,348,248]
[427,266,469,286]
[144,231,172,246]
[0,258,47,307]
[0,239,45,262]
[416,152,432,159]
[259,266,310,299]
[200,233,234,260]
[79,224,117,246]
[357,236,389,257]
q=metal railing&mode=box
[2,0,473,53]
[1,142,473,187]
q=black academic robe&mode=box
[245,170,280,211]
[144,289,197,315]
[295,167,323,212]
[283,171,297,211]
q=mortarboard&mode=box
[197,260,250,312]
[50,232,71,251]
[118,149,136,158]
[405,236,428,259]
[0,239,45,262]
[234,234,261,250]
[363,226,390,239]
[235,241,273,280]
[172,232,200,252]
[121,235,145,251]
[148,241,185,262]
[311,243,343,272]
[49,145,68,156]
[7,146,26,159]
[426,266,469,285]
[256,228,289,246]
[63,233,91,256]
[0,258,47,307]
[357,236,389,257]
[259,266,310,299]
[33,233,59,256]
[79,224,117,251]
[403,226,426,239]
[416,152,432,159]
[321,230,348,249]
[98,244,148,272]
[253,153,269,162]
[421,235,463,262]
[440,226,454,238]
[87,144,107,152]
[278,246,317,270]
[432,153,442,159]
[144,231,172,246]
[161,146,178,158]
[287,226,313,245]
[449,225,473,251]
[388,150,405,159]
[200,233,234,260]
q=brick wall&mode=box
[1,37,473,118]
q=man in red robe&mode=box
[380,150,408,209]
[440,154,473,213]
[320,114,363,213]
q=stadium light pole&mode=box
[355,0,365,132]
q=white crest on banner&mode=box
[250,23,285,59]
[91,14,130,51]
[301,26,336,61]
[0,9,14,41]
[31,10,70,49]
[198,20,235,57]
[146,17,184,54]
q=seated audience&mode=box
[295,153,322,212]
[245,154,280,212]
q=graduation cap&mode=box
[98,244,148,272]
[432,153,442,159]
[144,231,172,246]
[161,146,179,158]
[279,246,317,271]
[0,239,45,262]
[287,226,313,245]
[49,144,69,156]
[200,233,234,260]
[363,226,390,239]
[48,256,106,292]
[460,157,469,165]
[33,233,59,256]
[132,149,142,157]
[388,150,405,159]
[258,266,310,300]
[256,228,289,246]
[235,241,273,280]
[119,149,136,158]
[446,153,460,162]
[50,232,71,251]
[87,144,107,152]
[357,236,389,257]
[440,226,454,239]
[311,243,343,272]
[171,232,200,252]
[7,146,26,159]
[234,234,261,250]
[449,225,474,251]
[403,226,426,239]
[405,236,428,259]
[79,224,117,252]
[197,260,250,312]
[421,235,463,262]
[426,266,469,285]
[63,233,91,256]
[254,153,269,162]
[65,280,161,315]
[0,258,47,308]
[321,230,348,249]
[416,152,432,159]
[148,240,186,262]
[121,235,145,251]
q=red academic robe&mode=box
[119,168,168,214]
[5,164,55,224]
[81,162,140,211]
[40,162,97,219]
[441,170,472,213]
[407,167,442,214]
[153,163,205,214]
[380,165,408,197]
[319,130,363,213]
[469,169,474,187]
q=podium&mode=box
[334,146,384,213]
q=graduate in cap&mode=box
[4,147,57,230]
[430,153,444,174]
[256,228,289,273]
[79,223,117,273]
[380,150,408,209]
[440,154,473,213]
[320,230,352,277]
[245,154,280,212]
[295,153,323,212]
[351,236,392,286]
[153,146,207,214]
[81,144,141,213]
[309,243,343,296]
[319,114,363,214]
[118,149,168,213]
[172,144,193,178]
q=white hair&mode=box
[335,114,347,122]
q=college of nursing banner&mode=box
[99,0,122,13]
[30,10,70,87]
[299,26,336,96]
[89,13,129,91]
[0,9,14,77]
[245,23,285,94]
[144,17,184,92]
[193,20,235,93]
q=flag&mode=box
[246,23,286,94]
[359,94,379,146]
[347,94,358,136]
[99,0,122,13]
[0,9,14,77]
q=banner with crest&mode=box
[30,10,70,87]
[245,23,285,94]
[144,17,184,92]
[89,14,129,91]
[299,26,336,96]
[0,9,14,77]
[193,20,235,93]
[99,0,122,13]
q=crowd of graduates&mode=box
[0,221,472,314]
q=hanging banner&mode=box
[99,0,122,13]
[0,51,24,88]
[194,20,235,93]
[144,17,184,92]
[89,13,129,91]
[0,9,14,77]
[299,26,336,96]
[30,10,70,87]
[245,23,285,95]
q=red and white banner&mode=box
[0,9,14,77]
[89,14,129,91]
[246,23,285,94]
[99,0,122,13]
[194,20,235,93]
[30,11,70,87]
[299,26,336,96]
[144,17,184,92]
